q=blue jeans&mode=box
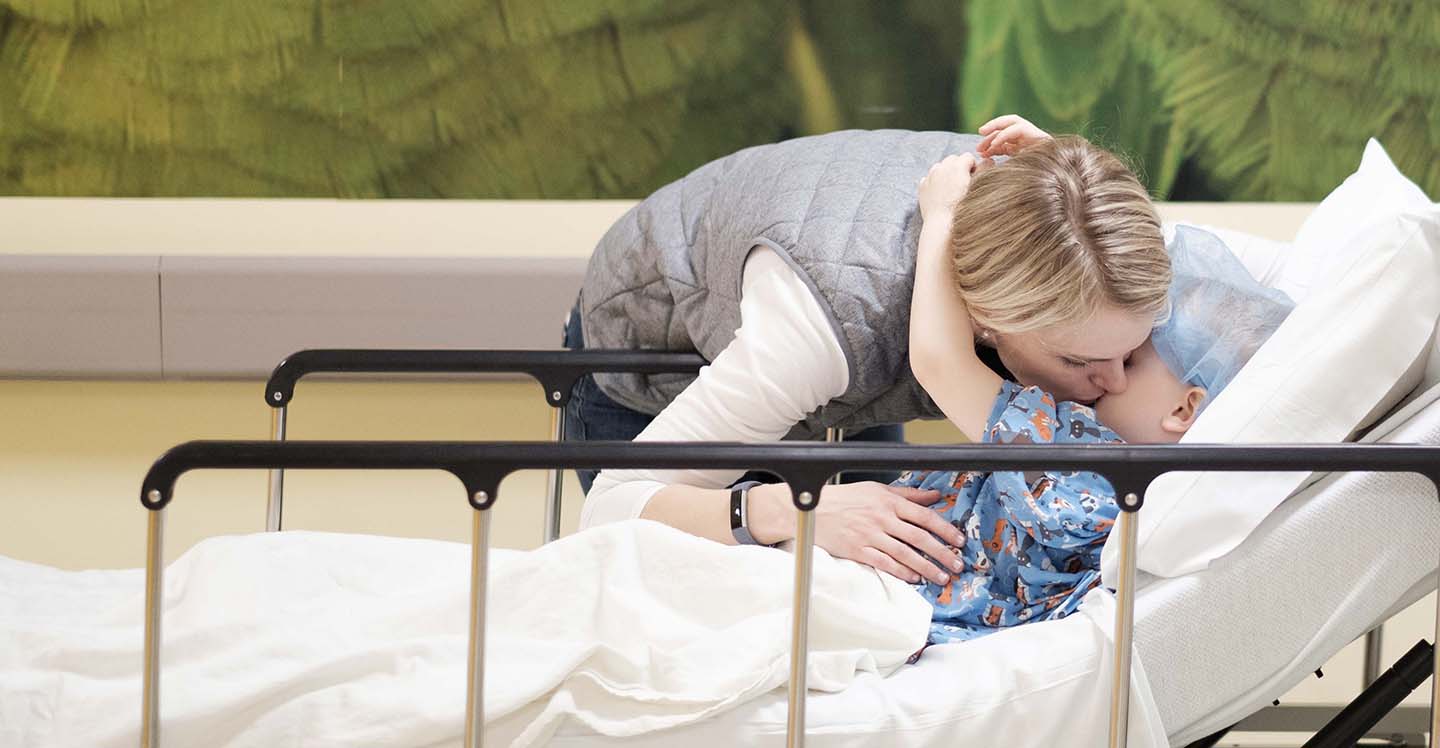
[561,304,903,493]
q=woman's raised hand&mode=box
[808,481,966,586]
[917,153,978,224]
[977,114,1053,158]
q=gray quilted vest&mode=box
[580,129,984,439]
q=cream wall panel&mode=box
[0,379,581,570]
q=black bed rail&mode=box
[143,441,1440,510]
[264,349,708,408]
[259,348,707,537]
[136,439,1440,748]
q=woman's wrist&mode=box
[919,212,954,241]
[917,214,954,268]
[746,482,794,546]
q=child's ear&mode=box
[1160,386,1208,436]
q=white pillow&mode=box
[1284,139,1436,303]
[1103,140,1440,579]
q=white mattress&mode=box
[550,395,1440,747]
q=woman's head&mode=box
[950,135,1170,403]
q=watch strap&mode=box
[729,480,765,546]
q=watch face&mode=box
[725,490,748,536]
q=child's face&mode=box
[1092,339,1206,444]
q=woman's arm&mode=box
[908,155,1003,442]
[583,248,848,536]
[583,247,965,585]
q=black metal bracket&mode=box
[1303,639,1433,748]
[263,349,708,409]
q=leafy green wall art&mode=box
[1,0,1435,200]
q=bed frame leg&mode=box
[786,494,817,748]
[141,504,166,748]
[464,498,493,748]
[543,408,564,544]
[825,428,844,484]
[1362,627,1384,686]
[265,406,287,533]
[1108,494,1141,748]
[1431,562,1440,745]
[781,429,842,746]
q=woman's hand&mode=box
[751,481,965,585]
[917,153,979,225]
[977,114,1053,158]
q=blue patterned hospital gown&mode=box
[894,381,1122,643]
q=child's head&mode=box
[1094,227,1295,443]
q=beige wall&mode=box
[0,376,967,570]
[1,198,1431,722]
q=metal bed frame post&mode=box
[544,405,565,544]
[783,428,845,746]
[265,405,286,532]
[465,492,493,748]
[140,501,165,748]
[1433,565,1440,745]
[786,490,818,748]
[1108,491,1143,748]
[1363,628,1384,687]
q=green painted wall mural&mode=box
[1,0,1435,200]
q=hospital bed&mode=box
[126,348,1440,748]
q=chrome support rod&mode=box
[464,499,493,748]
[140,505,165,748]
[543,408,565,544]
[1431,547,1440,744]
[1108,498,1141,748]
[265,406,288,532]
[787,429,841,746]
[825,428,844,484]
[785,494,817,748]
[1362,627,1384,687]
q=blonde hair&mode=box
[949,135,1170,336]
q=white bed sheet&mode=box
[549,396,1440,748]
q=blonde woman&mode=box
[563,115,1171,586]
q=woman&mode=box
[562,115,1170,586]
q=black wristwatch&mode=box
[729,480,768,546]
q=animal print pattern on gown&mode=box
[894,382,1123,643]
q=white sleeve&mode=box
[578,247,850,529]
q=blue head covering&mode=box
[1151,226,1295,409]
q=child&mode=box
[902,225,1294,643]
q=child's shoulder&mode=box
[987,382,1122,445]
[986,382,1058,444]
[1052,400,1122,444]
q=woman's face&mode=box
[988,305,1154,405]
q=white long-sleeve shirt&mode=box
[579,246,851,528]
